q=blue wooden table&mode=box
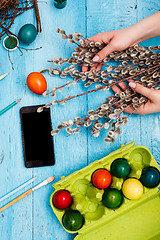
[0,0,160,239]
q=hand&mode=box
[111,81,160,115]
[82,28,140,72]
[82,12,160,72]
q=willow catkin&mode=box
[39,29,160,143]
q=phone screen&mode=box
[20,106,55,168]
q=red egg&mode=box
[91,169,112,189]
[27,72,47,95]
[53,190,72,209]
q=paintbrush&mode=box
[0,73,7,81]
[0,176,55,213]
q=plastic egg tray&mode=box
[50,142,160,240]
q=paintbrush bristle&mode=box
[47,176,55,183]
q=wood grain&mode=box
[0,0,160,239]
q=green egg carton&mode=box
[50,142,160,240]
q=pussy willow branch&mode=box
[47,64,160,106]
[40,28,160,143]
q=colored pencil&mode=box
[0,73,7,81]
[0,176,55,213]
[0,177,37,203]
[0,99,21,116]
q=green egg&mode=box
[18,24,37,44]
[111,158,131,178]
[62,210,84,231]
[140,167,160,188]
[102,188,123,209]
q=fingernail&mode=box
[129,82,136,89]
[93,55,100,62]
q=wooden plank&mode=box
[137,0,160,166]
[86,0,139,163]
[0,9,34,240]
[29,1,87,240]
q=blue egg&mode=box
[140,167,160,188]
[18,24,37,44]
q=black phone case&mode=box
[20,105,55,168]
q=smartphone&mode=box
[20,105,55,168]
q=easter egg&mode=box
[122,178,143,200]
[111,158,130,178]
[27,72,47,95]
[62,210,84,231]
[91,169,112,189]
[140,167,160,188]
[18,24,37,44]
[3,35,19,51]
[102,188,123,209]
[53,190,72,209]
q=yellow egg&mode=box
[122,178,143,200]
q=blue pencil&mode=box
[0,99,21,116]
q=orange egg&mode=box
[91,169,112,189]
[27,72,47,95]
